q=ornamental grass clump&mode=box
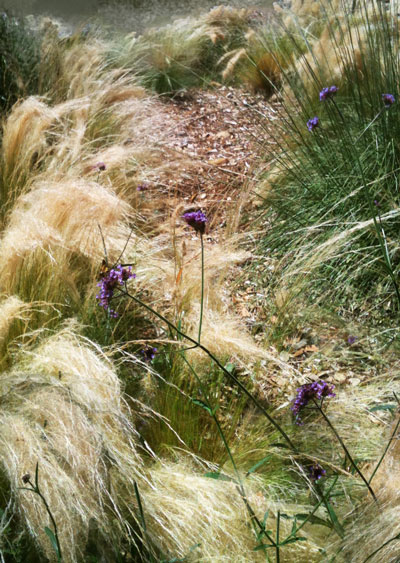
[257,0,400,318]
[0,12,42,113]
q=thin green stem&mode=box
[120,288,297,451]
[354,107,385,142]
[198,233,204,344]
[21,464,62,561]
[182,355,276,550]
[368,414,400,485]
[182,233,204,352]
[276,511,280,563]
[313,399,377,501]
[363,531,400,562]
[293,475,339,535]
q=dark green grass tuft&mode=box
[256,0,400,320]
[0,11,42,113]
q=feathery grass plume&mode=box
[0,178,132,310]
[220,26,290,93]
[140,459,322,562]
[43,35,108,102]
[0,322,150,562]
[323,384,400,561]
[134,230,294,376]
[111,18,211,94]
[0,296,32,370]
[109,5,259,94]
[0,97,61,218]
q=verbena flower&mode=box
[307,116,319,132]
[96,265,135,317]
[382,93,395,108]
[141,346,158,362]
[137,183,148,191]
[319,86,338,101]
[291,380,335,424]
[182,210,207,234]
[347,335,357,345]
[92,161,106,171]
[309,463,326,482]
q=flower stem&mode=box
[313,399,377,501]
[21,463,62,561]
[120,288,297,451]
[182,355,277,550]
[198,233,205,344]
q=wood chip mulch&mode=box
[145,85,281,232]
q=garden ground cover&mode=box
[1,3,400,562]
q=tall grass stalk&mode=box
[256,0,400,317]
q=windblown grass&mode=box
[109,7,260,94]
[0,14,307,562]
[255,0,400,322]
[3,4,400,562]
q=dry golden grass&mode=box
[141,459,322,562]
[5,10,400,562]
[325,382,400,562]
[0,322,146,561]
[0,21,309,563]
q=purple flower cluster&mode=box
[92,161,106,172]
[291,380,335,423]
[319,86,338,101]
[382,93,395,108]
[347,335,357,345]
[307,116,319,132]
[96,265,135,317]
[309,463,326,482]
[182,210,207,235]
[141,346,158,362]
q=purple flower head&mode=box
[382,93,395,108]
[137,183,148,192]
[291,380,335,424]
[92,161,106,172]
[307,116,319,132]
[347,335,357,345]
[141,346,158,362]
[309,463,326,482]
[182,210,207,235]
[96,264,135,317]
[319,86,338,101]
[374,199,380,207]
